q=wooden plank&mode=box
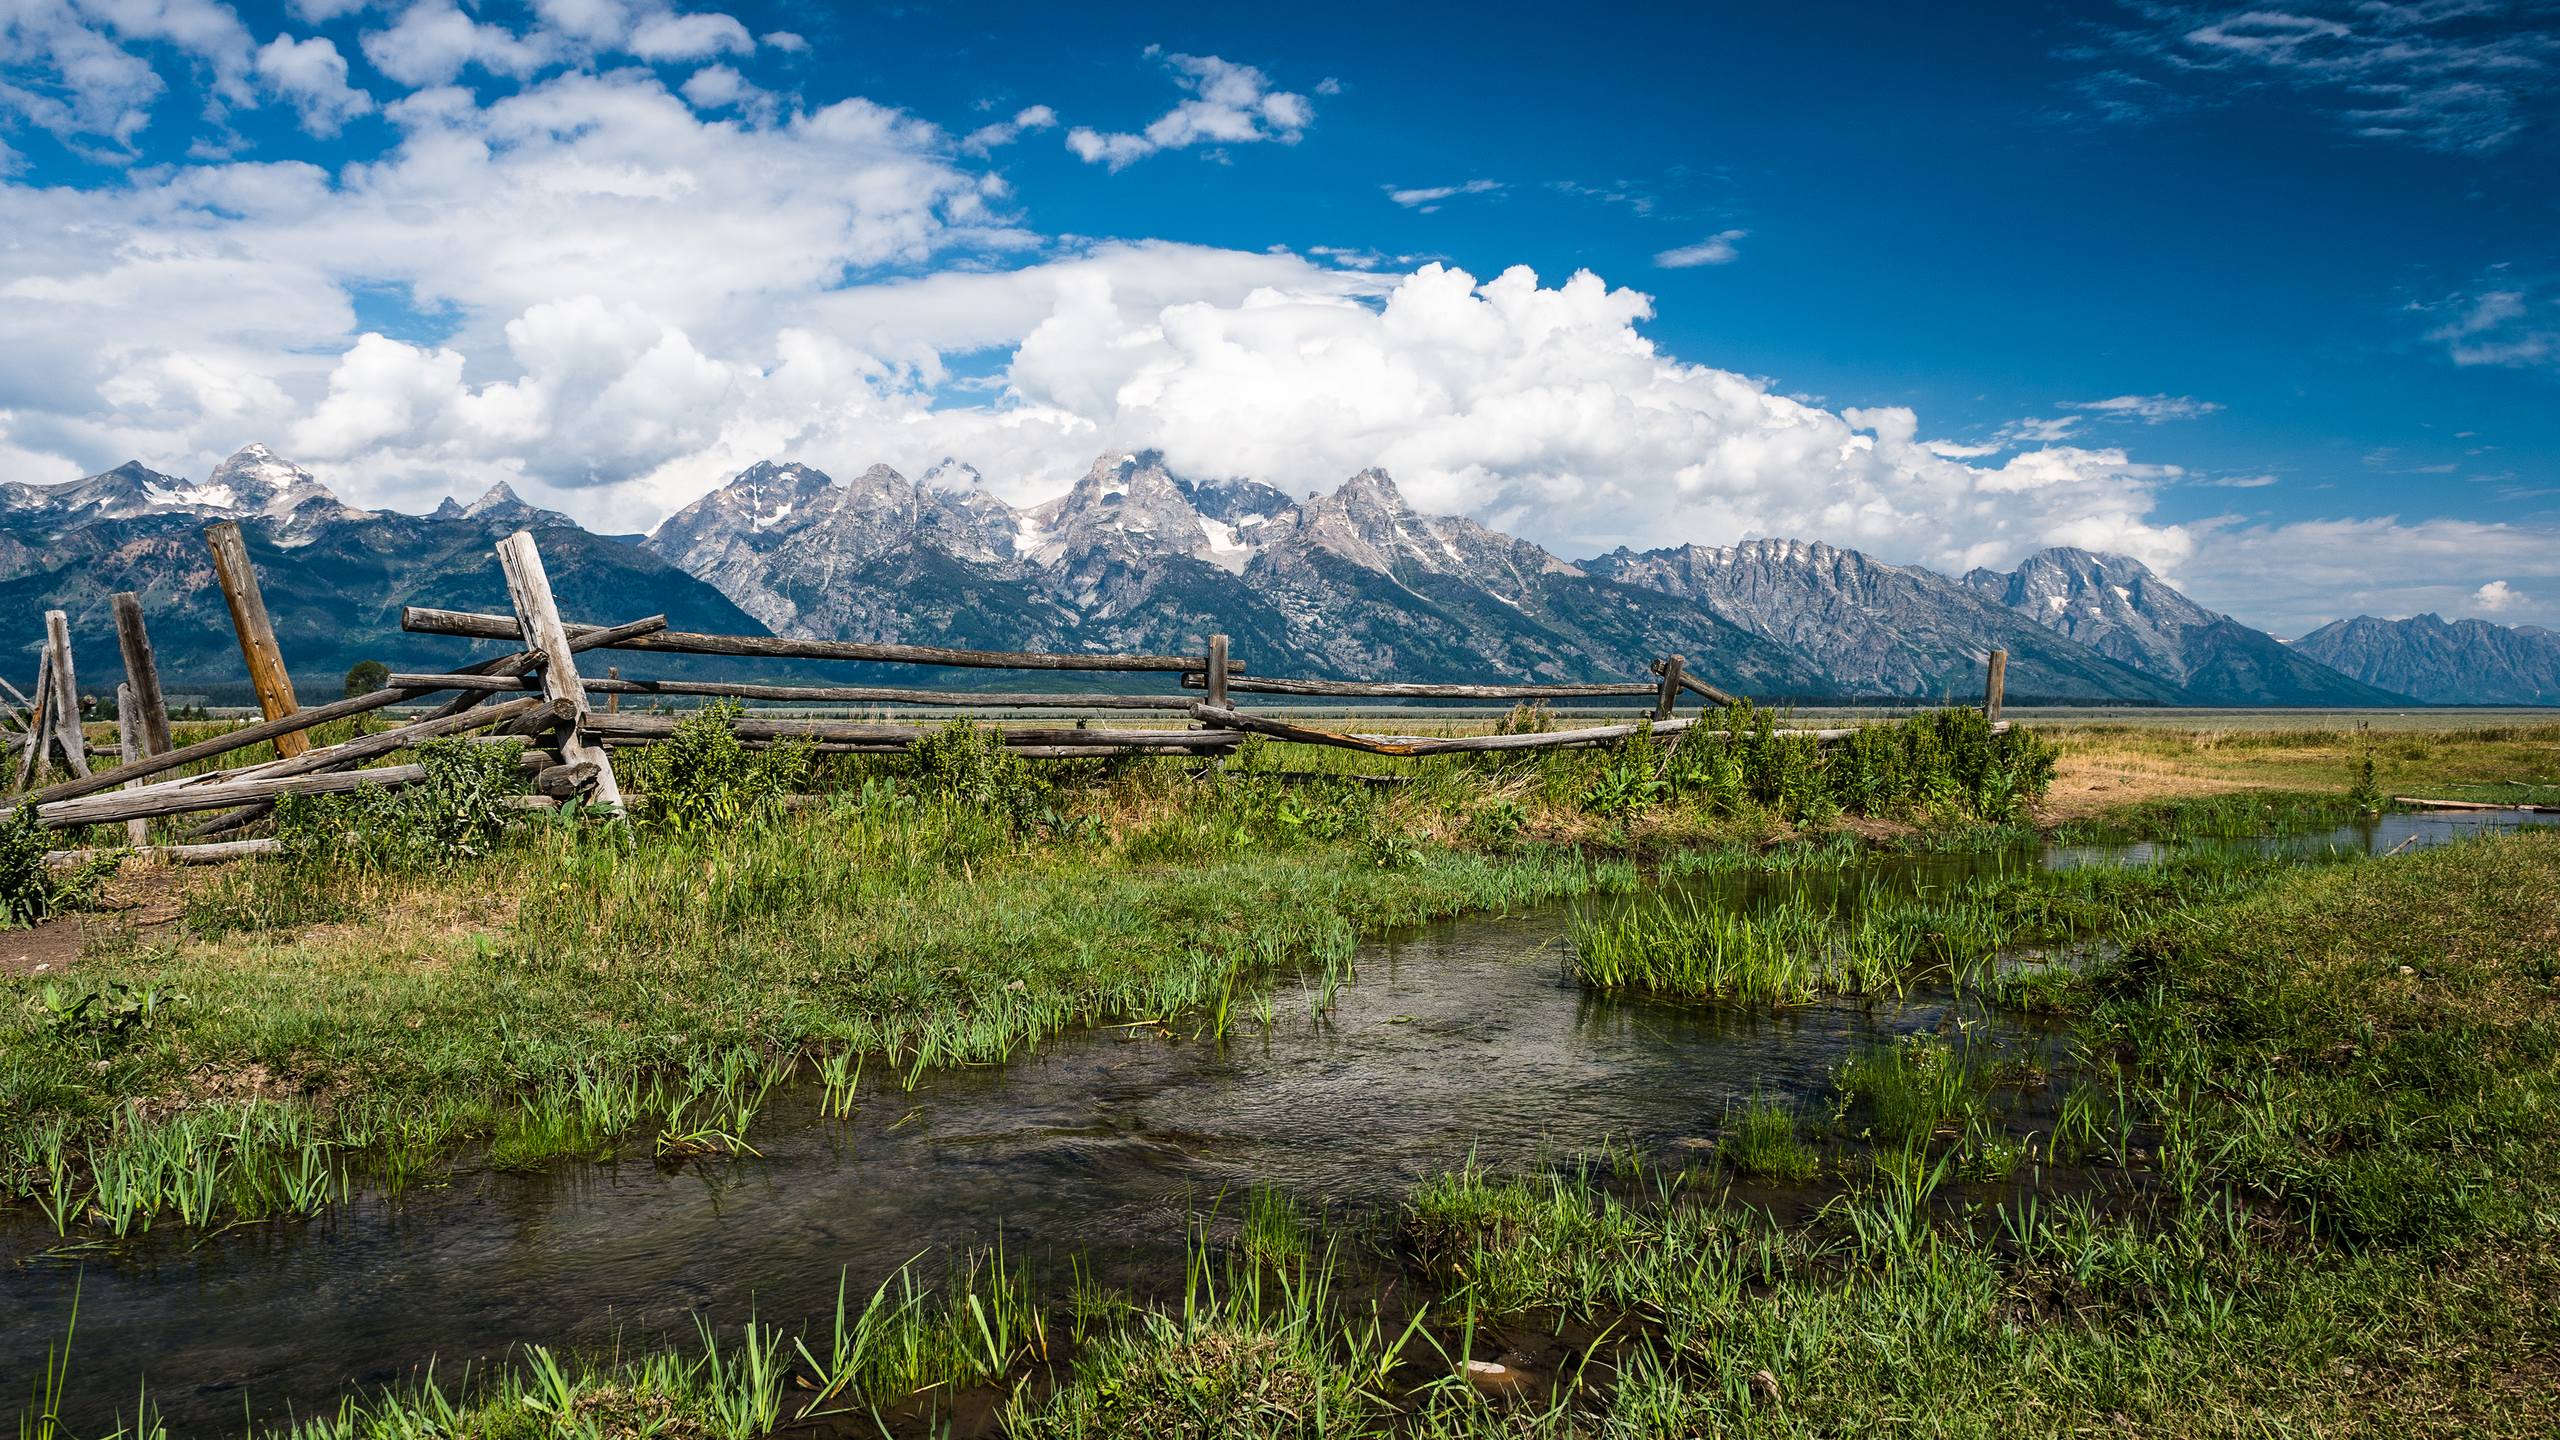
[1180,673,1655,700]
[42,612,89,778]
[387,672,1199,710]
[495,531,624,813]
[110,592,173,757]
[205,521,307,757]
[1654,654,1684,722]
[38,762,432,829]
[1983,649,2007,724]
[400,605,1237,673]
[47,838,281,867]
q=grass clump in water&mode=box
[1832,1034,1984,1146]
[1571,894,1836,1002]
[1719,1095,1819,1181]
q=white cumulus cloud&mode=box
[1065,51,1311,170]
[253,33,372,134]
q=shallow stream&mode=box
[2,808,2543,1431]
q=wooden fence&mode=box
[8,526,2011,858]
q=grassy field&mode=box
[6,708,2558,1434]
[2030,715,2560,815]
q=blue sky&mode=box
[2,0,2554,631]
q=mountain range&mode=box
[2294,614,2560,706]
[2,443,2527,708]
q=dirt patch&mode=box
[0,912,88,979]
[0,858,209,979]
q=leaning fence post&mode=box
[1653,654,1684,722]
[1204,634,1230,712]
[111,592,173,758]
[13,649,51,791]
[1983,649,2007,724]
[205,522,307,758]
[495,530,624,815]
[42,611,89,779]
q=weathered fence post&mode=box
[1984,649,2007,724]
[495,530,623,814]
[115,684,147,846]
[42,611,88,779]
[606,665,620,714]
[1204,634,1230,712]
[111,592,173,757]
[1654,654,1684,722]
[13,648,53,790]
[205,522,307,757]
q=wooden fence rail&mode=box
[400,606,1235,673]
[11,529,2014,839]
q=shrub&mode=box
[1495,699,1555,735]
[1579,722,1669,816]
[0,804,109,928]
[2348,749,2385,814]
[621,701,810,835]
[342,659,391,698]
[277,736,528,870]
[908,718,1050,823]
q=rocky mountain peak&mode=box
[460,482,531,519]
[1027,451,1224,571]
[206,444,334,516]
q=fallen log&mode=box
[2392,795,2560,815]
[37,764,432,829]
[45,838,281,867]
